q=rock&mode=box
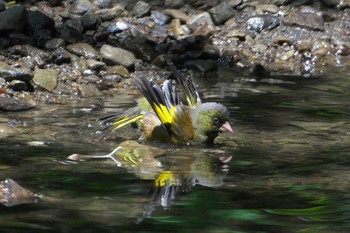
[32,68,58,92]
[69,0,99,15]
[247,15,280,32]
[45,38,66,51]
[0,96,35,111]
[93,0,113,8]
[52,47,71,64]
[283,8,324,31]
[86,59,105,70]
[107,65,130,78]
[228,0,243,7]
[164,0,184,8]
[7,44,49,59]
[100,45,136,68]
[95,6,125,21]
[132,1,151,18]
[185,59,217,73]
[163,9,190,22]
[82,12,98,29]
[73,83,103,97]
[319,0,350,8]
[0,5,27,34]
[27,10,55,32]
[151,10,171,25]
[65,18,84,33]
[294,39,312,52]
[186,12,214,29]
[256,4,280,14]
[0,66,33,82]
[8,80,27,92]
[66,42,99,59]
[209,1,235,25]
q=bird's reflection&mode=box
[1,140,232,223]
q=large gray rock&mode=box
[0,5,27,34]
[100,45,136,68]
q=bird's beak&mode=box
[220,121,233,133]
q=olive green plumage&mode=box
[100,64,232,144]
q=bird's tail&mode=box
[99,106,144,136]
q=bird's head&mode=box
[191,102,233,144]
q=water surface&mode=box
[1,67,350,233]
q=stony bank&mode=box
[1,0,350,112]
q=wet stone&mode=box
[45,38,66,51]
[107,65,130,78]
[151,10,171,25]
[74,83,103,97]
[164,0,184,8]
[8,80,27,92]
[32,68,58,92]
[163,9,190,22]
[209,1,235,25]
[295,39,312,52]
[52,47,71,64]
[86,59,105,70]
[27,10,55,32]
[82,12,98,29]
[132,1,151,18]
[283,8,324,31]
[94,6,125,21]
[69,0,98,15]
[0,5,27,34]
[186,12,214,29]
[228,0,243,7]
[0,96,35,111]
[100,45,136,68]
[0,66,33,82]
[247,14,280,32]
[66,42,99,59]
[93,0,113,8]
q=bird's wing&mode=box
[133,76,179,136]
[99,106,144,131]
[168,62,201,107]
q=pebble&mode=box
[0,66,33,82]
[186,12,214,29]
[132,1,151,18]
[247,14,280,32]
[283,8,324,31]
[106,65,130,78]
[66,42,100,59]
[163,9,190,22]
[0,96,35,111]
[8,80,27,92]
[32,68,58,92]
[209,1,235,25]
[100,45,136,68]
[69,0,98,15]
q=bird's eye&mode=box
[213,117,220,124]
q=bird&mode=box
[100,63,233,145]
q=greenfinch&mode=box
[100,64,233,144]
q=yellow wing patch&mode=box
[154,104,176,125]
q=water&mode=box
[1,66,350,232]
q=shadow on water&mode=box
[1,67,350,232]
